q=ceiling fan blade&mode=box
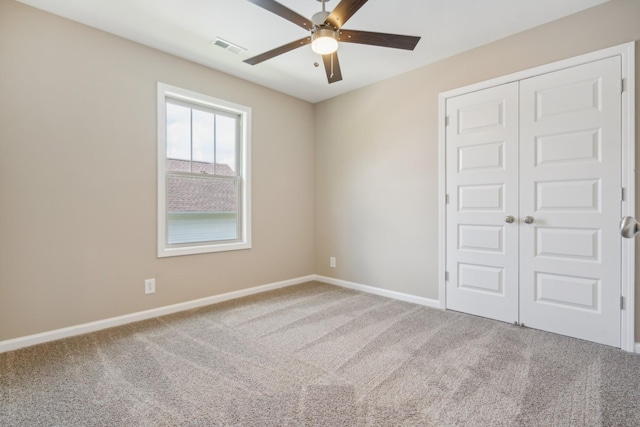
[338,29,420,50]
[322,52,343,84]
[325,0,369,29]
[247,0,313,30]
[244,37,311,65]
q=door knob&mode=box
[523,216,534,224]
[620,216,639,238]
[504,216,515,223]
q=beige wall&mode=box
[314,0,640,336]
[0,0,315,341]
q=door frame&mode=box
[437,42,636,351]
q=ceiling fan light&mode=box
[311,28,338,55]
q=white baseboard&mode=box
[1,274,441,354]
[0,275,315,354]
[635,342,640,354]
[315,275,441,309]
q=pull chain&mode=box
[330,53,334,78]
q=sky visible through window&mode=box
[166,103,236,173]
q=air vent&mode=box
[211,37,246,55]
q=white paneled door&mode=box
[519,57,621,346]
[445,57,622,347]
[445,82,520,324]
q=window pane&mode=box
[166,104,191,163]
[166,159,191,172]
[192,109,215,173]
[215,115,237,176]
[167,175,238,244]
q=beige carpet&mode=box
[1,281,640,426]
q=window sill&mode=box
[158,241,251,258]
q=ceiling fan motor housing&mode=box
[311,10,330,26]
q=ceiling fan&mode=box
[244,0,421,84]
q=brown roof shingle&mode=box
[167,159,237,213]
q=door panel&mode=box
[535,179,600,211]
[519,56,621,347]
[445,83,519,323]
[458,141,504,172]
[534,273,600,311]
[535,129,600,166]
[458,225,504,253]
[458,184,504,211]
[535,227,600,261]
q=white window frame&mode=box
[157,82,251,257]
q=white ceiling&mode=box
[17,0,608,103]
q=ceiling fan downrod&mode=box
[312,0,331,26]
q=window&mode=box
[157,83,251,257]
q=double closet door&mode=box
[445,56,622,347]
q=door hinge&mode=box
[621,187,625,201]
[445,194,450,204]
[445,115,449,127]
[621,296,625,310]
[445,271,449,281]
[621,78,624,93]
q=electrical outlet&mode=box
[330,257,336,268]
[144,278,156,294]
